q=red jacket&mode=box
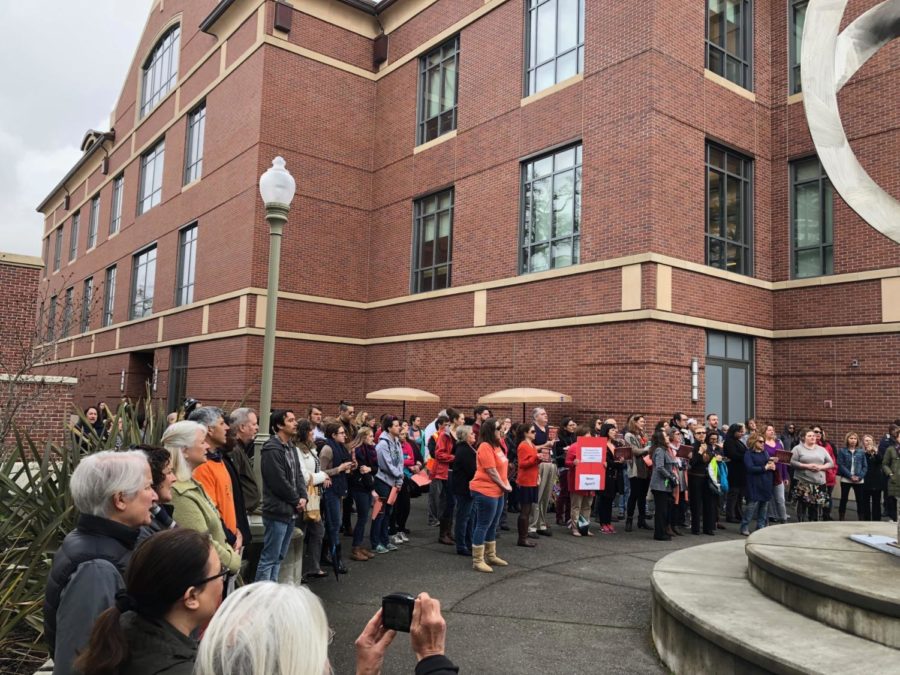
[432,429,455,480]
[823,443,838,487]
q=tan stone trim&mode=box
[220,42,228,74]
[115,328,120,350]
[413,129,457,154]
[261,35,377,80]
[0,252,43,269]
[656,264,672,311]
[201,306,210,334]
[881,278,900,323]
[473,289,486,327]
[181,178,201,193]
[704,69,756,102]
[621,265,641,311]
[255,295,267,328]
[157,317,164,342]
[256,2,266,40]
[648,253,771,289]
[520,73,583,107]
[0,374,78,385]
[770,266,900,290]
[91,334,95,354]
[70,341,75,358]
[238,295,248,328]
[774,323,900,339]
[299,0,380,38]
[787,92,803,105]
[380,0,442,34]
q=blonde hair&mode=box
[194,582,329,675]
[348,426,373,450]
[161,420,206,482]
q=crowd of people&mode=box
[49,400,900,674]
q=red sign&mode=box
[571,436,606,491]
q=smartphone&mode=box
[382,592,416,632]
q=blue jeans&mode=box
[472,491,503,546]
[454,492,475,552]
[372,503,393,548]
[620,473,631,513]
[255,517,294,582]
[322,491,343,557]
[741,500,769,532]
[351,490,373,547]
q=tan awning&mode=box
[366,388,440,403]
[477,388,572,404]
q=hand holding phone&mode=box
[381,592,416,632]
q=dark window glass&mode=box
[521,144,582,273]
[139,140,165,215]
[417,37,459,145]
[789,1,807,94]
[526,0,585,96]
[141,25,180,118]
[110,175,124,234]
[53,227,63,271]
[168,345,189,414]
[42,237,50,277]
[103,265,117,327]
[81,277,93,333]
[184,103,205,184]
[791,156,833,279]
[87,195,100,249]
[68,212,79,262]
[130,246,157,319]
[706,0,753,89]
[61,287,74,338]
[176,224,198,306]
[47,295,57,341]
[706,331,754,424]
[706,142,752,276]
[412,189,453,293]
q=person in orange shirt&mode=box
[189,407,241,552]
[515,423,540,548]
[469,418,512,573]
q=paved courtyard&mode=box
[313,498,746,674]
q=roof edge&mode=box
[35,131,115,215]
[0,252,44,269]
[201,0,402,34]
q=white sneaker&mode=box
[390,534,404,545]
[399,532,410,543]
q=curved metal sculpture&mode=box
[802,0,900,244]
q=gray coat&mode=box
[650,447,677,492]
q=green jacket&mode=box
[882,445,900,498]
[170,479,241,573]
[119,611,196,675]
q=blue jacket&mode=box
[836,447,868,480]
[744,450,774,502]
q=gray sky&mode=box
[0,0,154,258]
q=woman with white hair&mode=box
[44,450,156,675]
[163,420,241,574]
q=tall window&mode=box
[47,295,57,341]
[176,224,198,306]
[110,174,124,234]
[103,265,117,327]
[417,38,458,145]
[81,277,93,333]
[68,212,79,262]
[521,144,582,273]
[139,140,165,215]
[168,345,189,414]
[53,227,63,271]
[789,0,807,94]
[184,103,206,184]
[412,189,453,293]
[130,246,157,319]
[706,331,754,425]
[61,287,74,338]
[706,0,752,90]
[706,143,752,276]
[87,195,100,249]
[526,0,585,96]
[791,157,832,279]
[141,24,180,118]
[42,237,49,277]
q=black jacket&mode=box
[451,441,477,496]
[219,449,252,544]
[260,435,308,523]
[415,655,459,675]
[724,436,748,488]
[864,449,886,490]
[229,437,261,512]
[554,431,577,469]
[44,513,139,665]
[118,611,197,675]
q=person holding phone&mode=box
[469,418,512,573]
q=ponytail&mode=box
[72,592,132,675]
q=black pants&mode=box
[595,492,615,525]
[652,490,672,539]
[688,474,717,534]
[390,478,412,533]
[627,477,650,522]
[886,495,898,522]
[859,488,881,521]
[726,485,745,521]
[838,482,862,518]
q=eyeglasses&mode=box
[191,565,229,587]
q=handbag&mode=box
[304,481,322,522]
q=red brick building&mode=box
[34,0,899,441]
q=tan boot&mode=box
[471,544,493,573]
[484,541,508,566]
[350,547,369,562]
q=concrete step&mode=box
[746,522,900,649]
[651,539,900,674]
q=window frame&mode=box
[47,294,57,342]
[53,227,63,272]
[416,37,459,146]
[42,237,50,278]
[789,0,807,95]
[411,188,454,294]
[175,223,198,306]
[519,142,583,275]
[705,142,753,277]
[81,277,93,333]
[102,265,117,328]
[61,287,74,338]
[130,245,158,320]
[705,331,755,423]
[183,102,206,185]
[140,24,181,118]
[110,174,124,234]
[790,156,833,279]
[87,195,100,249]
[524,0,586,97]
[705,0,754,90]
[138,139,165,215]
[167,345,189,414]
[68,212,79,263]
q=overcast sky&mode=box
[0,0,154,258]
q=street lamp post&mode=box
[254,157,296,494]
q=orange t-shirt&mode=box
[469,442,509,498]
[192,459,237,535]
[516,441,540,487]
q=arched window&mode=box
[141,24,180,117]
